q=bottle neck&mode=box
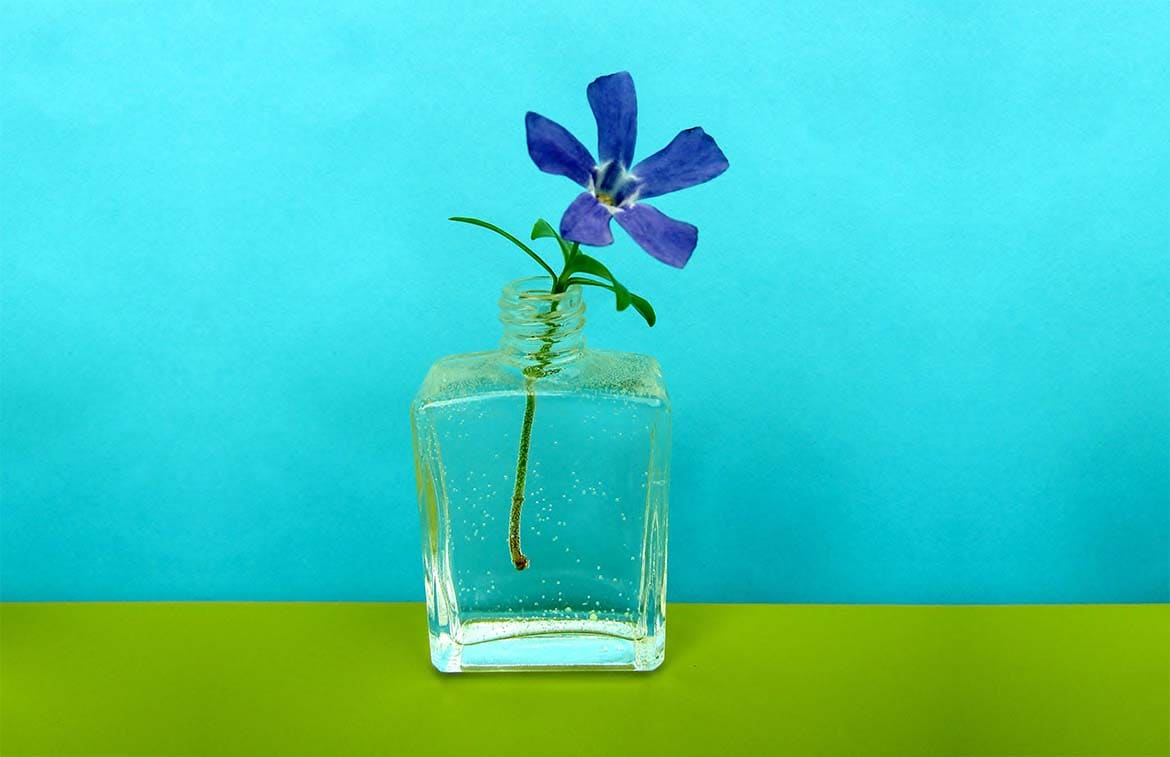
[499,277,586,372]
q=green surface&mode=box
[1,603,1167,756]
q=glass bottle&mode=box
[411,276,670,671]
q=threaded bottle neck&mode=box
[499,277,586,372]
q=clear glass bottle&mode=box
[411,276,670,672]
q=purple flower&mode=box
[525,72,728,268]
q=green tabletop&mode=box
[1,603,1166,756]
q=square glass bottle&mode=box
[411,277,670,671]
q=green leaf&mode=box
[565,253,631,310]
[628,293,656,327]
[564,277,656,328]
[449,216,557,281]
[530,218,559,240]
[530,218,575,264]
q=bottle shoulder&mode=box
[413,348,668,410]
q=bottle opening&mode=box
[499,277,587,371]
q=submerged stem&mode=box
[508,386,536,570]
[507,298,561,571]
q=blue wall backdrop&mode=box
[2,1,1167,603]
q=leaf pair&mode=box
[449,215,656,327]
[530,219,656,327]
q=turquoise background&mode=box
[1,1,1167,603]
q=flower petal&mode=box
[560,192,614,246]
[525,112,595,187]
[587,72,637,169]
[630,127,728,199]
[615,203,697,268]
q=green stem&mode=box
[448,215,652,568]
[507,300,560,571]
[508,387,536,570]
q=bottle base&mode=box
[429,618,665,673]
